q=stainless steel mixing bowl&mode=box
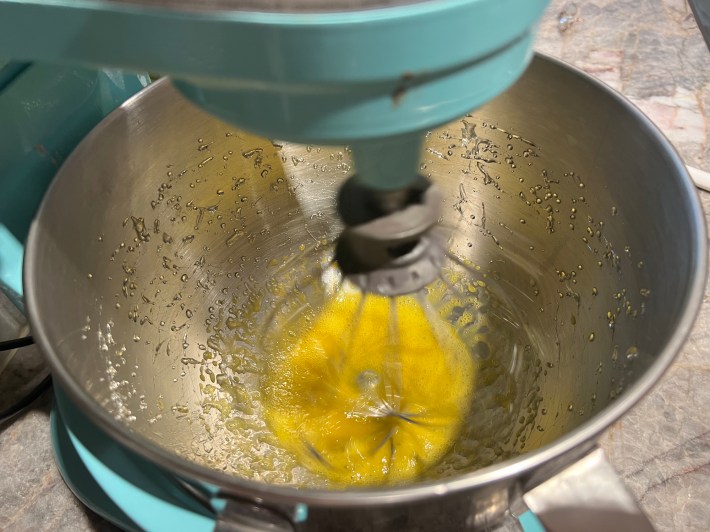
[24,55,706,530]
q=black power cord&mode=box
[0,375,52,424]
[0,335,53,424]
[0,335,34,351]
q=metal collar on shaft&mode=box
[335,175,444,296]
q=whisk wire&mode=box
[415,289,448,351]
[260,250,338,348]
[383,297,403,411]
[371,426,398,455]
[339,290,367,369]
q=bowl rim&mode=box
[24,53,708,507]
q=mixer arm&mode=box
[0,0,548,188]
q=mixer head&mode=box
[0,0,550,188]
[1,0,550,304]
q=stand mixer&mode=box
[7,1,706,531]
[0,0,554,527]
[0,0,548,299]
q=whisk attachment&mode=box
[335,175,445,296]
[256,176,511,486]
[261,289,476,486]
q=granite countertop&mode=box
[1,0,708,530]
[536,2,709,530]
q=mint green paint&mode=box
[519,511,547,532]
[51,408,141,532]
[352,134,425,190]
[0,64,147,301]
[0,0,548,301]
[53,385,311,529]
[172,29,535,144]
[54,387,215,532]
[0,225,23,304]
[56,382,539,530]
[0,0,548,188]
[0,0,548,83]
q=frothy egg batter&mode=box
[262,290,476,486]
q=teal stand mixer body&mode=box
[0,0,549,529]
[0,0,548,296]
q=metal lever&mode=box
[175,477,298,532]
[523,447,655,532]
[215,500,295,532]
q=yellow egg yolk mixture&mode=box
[262,291,475,486]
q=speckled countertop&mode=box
[1,0,708,530]
[536,2,709,530]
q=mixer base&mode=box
[50,387,544,532]
[51,407,139,531]
[50,388,215,532]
